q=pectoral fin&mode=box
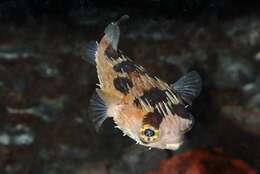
[82,41,98,65]
[89,88,121,131]
[171,71,202,105]
[88,89,108,131]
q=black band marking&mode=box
[105,44,119,59]
[134,87,168,108]
[171,104,191,119]
[113,60,139,73]
[143,111,163,129]
[113,77,133,95]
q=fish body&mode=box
[83,16,202,150]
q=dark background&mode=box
[0,1,260,174]
[1,0,260,19]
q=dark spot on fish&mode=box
[113,60,139,73]
[134,87,168,108]
[143,111,163,129]
[171,103,191,120]
[113,77,133,95]
[105,44,119,59]
[133,98,140,108]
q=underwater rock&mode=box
[213,52,255,89]
[242,83,260,96]
[224,16,260,47]
[146,148,256,174]
[110,146,167,174]
[221,105,260,135]
[126,19,177,40]
[0,133,10,145]
[247,93,260,109]
[7,96,68,122]
[0,124,34,146]
[76,162,109,174]
[36,63,60,78]
[0,46,36,60]
[255,51,260,61]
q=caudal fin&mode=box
[103,15,129,51]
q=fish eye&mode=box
[139,124,160,143]
[144,128,155,137]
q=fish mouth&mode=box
[165,142,183,150]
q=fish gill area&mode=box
[0,1,260,174]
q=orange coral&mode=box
[146,148,256,174]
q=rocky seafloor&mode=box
[0,10,260,174]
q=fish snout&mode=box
[165,141,184,150]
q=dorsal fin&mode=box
[171,71,202,105]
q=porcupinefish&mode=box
[82,15,202,150]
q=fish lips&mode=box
[165,141,184,150]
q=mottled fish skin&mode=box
[87,16,201,151]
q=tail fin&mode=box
[103,15,129,50]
